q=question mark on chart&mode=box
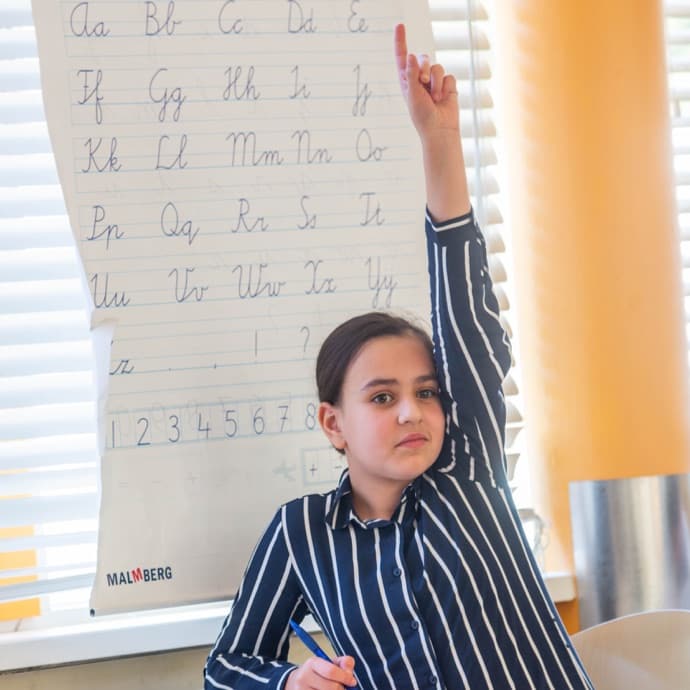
[300,326,310,355]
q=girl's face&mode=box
[318,335,445,507]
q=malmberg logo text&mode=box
[106,566,173,586]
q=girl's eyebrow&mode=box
[360,374,437,391]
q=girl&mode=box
[204,24,594,690]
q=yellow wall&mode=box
[493,2,690,631]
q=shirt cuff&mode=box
[425,207,474,232]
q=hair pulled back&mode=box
[316,311,435,405]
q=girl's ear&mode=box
[318,402,345,452]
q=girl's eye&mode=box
[418,388,439,400]
[371,392,393,405]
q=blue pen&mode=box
[290,619,358,689]
[289,618,332,661]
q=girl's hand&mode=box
[394,23,459,141]
[285,655,357,690]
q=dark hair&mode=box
[316,311,434,405]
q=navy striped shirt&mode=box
[205,211,594,690]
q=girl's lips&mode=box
[397,433,427,448]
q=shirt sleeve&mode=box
[204,508,307,690]
[426,208,512,483]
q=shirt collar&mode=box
[326,469,422,530]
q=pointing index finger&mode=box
[394,23,408,74]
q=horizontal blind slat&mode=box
[0,89,45,124]
[0,573,95,604]
[505,400,523,425]
[436,52,490,80]
[0,371,94,408]
[677,198,690,214]
[0,121,51,155]
[0,216,73,250]
[462,140,497,168]
[487,255,507,283]
[1,466,98,495]
[0,185,68,218]
[1,564,96,583]
[0,248,80,281]
[0,153,59,185]
[0,26,37,60]
[673,138,690,156]
[493,284,509,311]
[673,170,690,185]
[0,57,41,92]
[0,0,33,29]
[668,55,690,72]
[0,401,97,440]
[0,279,89,314]
[0,530,97,553]
[481,201,503,226]
[499,314,512,340]
[0,342,93,376]
[666,28,690,45]
[485,225,506,253]
[0,434,98,471]
[431,23,490,51]
[460,109,496,138]
[671,118,690,132]
[505,427,521,450]
[456,81,492,108]
[0,310,89,345]
[468,171,498,197]
[502,373,519,396]
[429,1,487,22]
[0,492,99,527]
[670,84,690,102]
[666,2,690,18]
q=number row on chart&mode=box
[107,398,320,449]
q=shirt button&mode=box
[392,567,401,577]
[410,620,419,630]
[428,675,438,686]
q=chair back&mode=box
[570,609,690,690]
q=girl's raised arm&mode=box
[396,25,512,479]
[394,23,470,222]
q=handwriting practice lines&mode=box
[32,0,434,612]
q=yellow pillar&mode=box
[493,2,690,630]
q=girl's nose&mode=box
[397,396,422,424]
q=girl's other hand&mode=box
[285,655,357,689]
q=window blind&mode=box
[0,0,523,628]
[665,1,690,361]
[0,0,99,624]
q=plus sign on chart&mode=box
[302,447,346,486]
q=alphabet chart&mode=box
[32,0,434,613]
